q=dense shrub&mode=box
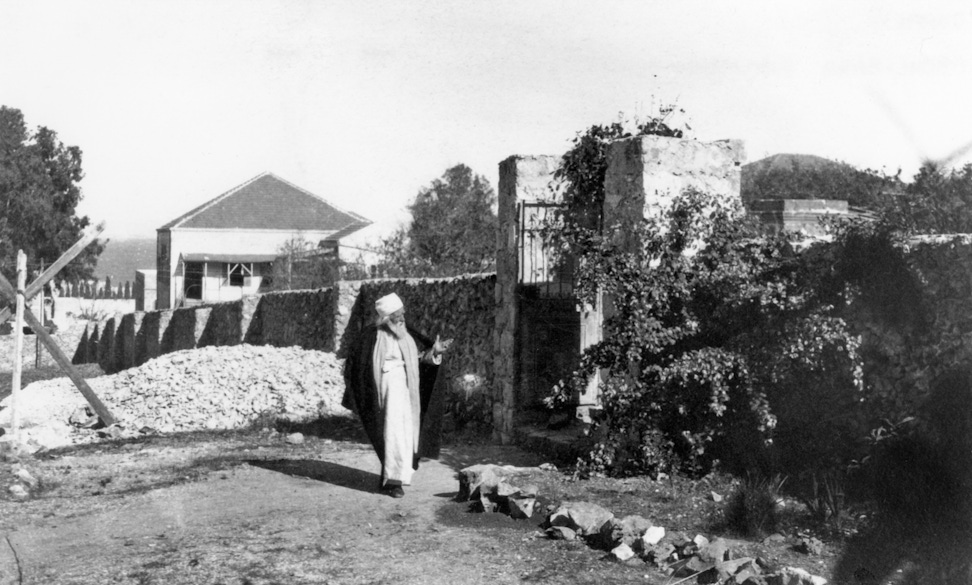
[545,119,887,479]
[546,187,867,477]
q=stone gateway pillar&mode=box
[494,155,560,444]
[493,137,744,444]
[603,136,745,236]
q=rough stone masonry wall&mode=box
[243,288,340,351]
[74,274,496,426]
[340,275,497,427]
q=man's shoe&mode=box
[388,486,404,498]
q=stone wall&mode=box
[340,275,497,427]
[74,274,496,426]
[242,289,339,351]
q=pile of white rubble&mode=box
[0,344,350,450]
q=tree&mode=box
[269,232,348,291]
[879,161,972,234]
[375,164,497,277]
[0,106,104,281]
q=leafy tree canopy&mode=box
[375,164,497,277]
[270,232,368,291]
[0,106,103,281]
[879,161,972,234]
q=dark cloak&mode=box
[342,324,446,464]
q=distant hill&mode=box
[743,153,852,175]
[92,238,155,283]
[741,153,895,209]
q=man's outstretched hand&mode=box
[433,335,454,356]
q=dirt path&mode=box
[0,427,621,585]
[6,453,522,585]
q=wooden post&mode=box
[0,222,115,425]
[35,259,44,369]
[10,251,26,441]
[22,307,115,425]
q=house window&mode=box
[227,263,253,287]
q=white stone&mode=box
[642,526,666,546]
[611,543,636,561]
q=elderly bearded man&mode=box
[343,293,453,498]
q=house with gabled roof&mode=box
[156,172,371,309]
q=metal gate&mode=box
[515,201,580,412]
[517,201,573,298]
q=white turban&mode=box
[375,293,404,318]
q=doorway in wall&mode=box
[183,262,203,300]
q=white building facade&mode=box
[156,173,370,309]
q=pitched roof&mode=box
[159,172,372,234]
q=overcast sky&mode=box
[3,1,971,241]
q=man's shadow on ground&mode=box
[246,459,378,494]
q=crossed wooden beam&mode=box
[0,223,116,426]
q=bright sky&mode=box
[2,1,971,241]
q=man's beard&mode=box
[384,320,408,339]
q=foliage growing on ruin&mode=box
[548,188,867,477]
[375,164,497,277]
[0,106,104,281]
[553,110,685,233]
[545,117,877,478]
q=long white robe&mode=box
[377,329,440,487]
[380,333,414,486]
